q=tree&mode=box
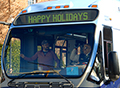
[5,39,20,74]
[0,0,27,44]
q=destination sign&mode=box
[14,9,99,25]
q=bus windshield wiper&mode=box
[8,61,55,86]
[8,71,57,87]
[8,61,74,88]
[28,61,74,88]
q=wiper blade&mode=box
[52,69,74,88]
[8,61,56,85]
[28,61,74,88]
[8,71,56,87]
[8,61,74,88]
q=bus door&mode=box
[103,26,113,74]
[101,26,120,88]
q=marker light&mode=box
[47,5,69,9]
[47,7,52,9]
[91,5,97,8]
[64,5,69,8]
[109,18,112,21]
[22,10,27,13]
[55,6,61,9]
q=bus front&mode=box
[1,1,102,88]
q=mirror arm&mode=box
[0,21,11,25]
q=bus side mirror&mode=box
[108,51,120,81]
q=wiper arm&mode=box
[52,69,74,88]
[0,21,11,25]
[28,61,74,88]
[8,61,74,88]
[8,61,56,86]
[8,71,56,87]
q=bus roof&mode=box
[21,0,98,14]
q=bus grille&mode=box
[8,82,73,88]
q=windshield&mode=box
[4,24,95,78]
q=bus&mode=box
[1,0,120,87]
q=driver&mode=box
[20,40,60,70]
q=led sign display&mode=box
[14,9,98,25]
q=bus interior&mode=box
[4,24,95,78]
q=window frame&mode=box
[87,32,104,84]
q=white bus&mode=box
[1,0,120,88]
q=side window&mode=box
[6,38,21,74]
[28,0,36,5]
[55,40,67,67]
[88,32,104,84]
[103,26,113,71]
